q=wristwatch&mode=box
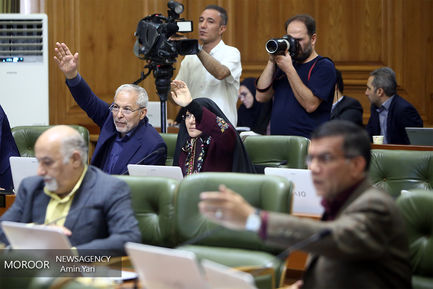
[245,208,261,232]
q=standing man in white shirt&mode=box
[175,5,241,125]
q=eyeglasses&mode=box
[109,104,144,116]
[306,153,355,166]
[182,113,194,121]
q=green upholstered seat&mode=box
[115,175,179,247]
[369,150,433,198]
[396,190,433,289]
[243,135,310,173]
[160,133,178,166]
[175,172,293,289]
[11,125,90,157]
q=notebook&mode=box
[9,156,39,192]
[127,164,183,181]
[265,167,323,216]
[125,242,209,289]
[1,221,72,250]
[125,242,257,289]
[405,127,433,146]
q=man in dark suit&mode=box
[0,105,20,191]
[0,126,141,256]
[330,69,363,126]
[54,42,167,175]
[199,120,411,289]
[365,67,423,144]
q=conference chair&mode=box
[369,149,433,198]
[396,189,433,289]
[243,135,310,173]
[175,172,293,289]
[115,175,179,247]
[11,125,90,157]
[160,133,177,166]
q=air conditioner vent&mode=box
[0,19,44,57]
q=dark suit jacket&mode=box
[366,94,423,144]
[0,166,141,256]
[0,105,20,190]
[67,75,167,174]
[264,179,412,289]
[330,95,364,127]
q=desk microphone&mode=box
[250,228,332,276]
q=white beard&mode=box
[44,178,59,192]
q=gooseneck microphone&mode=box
[250,228,332,277]
[44,205,98,226]
[276,228,332,260]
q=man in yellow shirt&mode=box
[0,126,141,256]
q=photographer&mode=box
[256,14,336,138]
[175,5,241,125]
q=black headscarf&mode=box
[237,78,272,135]
[173,98,255,173]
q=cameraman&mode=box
[256,14,336,138]
[175,5,241,125]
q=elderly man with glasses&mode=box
[54,42,166,175]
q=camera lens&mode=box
[265,38,289,55]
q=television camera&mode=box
[133,0,199,132]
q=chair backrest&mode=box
[243,135,310,173]
[369,149,433,198]
[115,175,179,247]
[11,125,90,157]
[396,190,433,279]
[175,172,292,253]
[160,133,178,166]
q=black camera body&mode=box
[134,14,198,64]
[133,0,198,103]
[265,35,299,57]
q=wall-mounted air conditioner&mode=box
[0,13,48,127]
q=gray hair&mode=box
[370,67,397,96]
[61,133,88,165]
[115,84,148,108]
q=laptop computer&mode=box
[405,127,433,146]
[9,156,39,192]
[127,164,184,181]
[125,242,257,289]
[201,259,257,289]
[146,101,167,130]
[265,167,323,216]
[125,242,209,289]
[1,221,72,250]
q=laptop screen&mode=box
[405,127,433,146]
[265,167,323,216]
[9,156,39,193]
[127,164,183,181]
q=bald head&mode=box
[35,125,88,195]
[36,126,88,164]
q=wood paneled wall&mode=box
[46,0,433,132]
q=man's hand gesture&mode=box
[54,42,79,79]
